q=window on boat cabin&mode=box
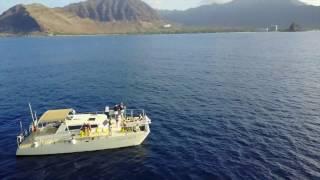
[67,124,98,131]
[38,122,59,128]
[91,124,98,128]
[140,126,146,131]
[68,125,82,130]
[88,118,96,121]
[38,122,47,127]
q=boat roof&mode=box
[39,109,73,123]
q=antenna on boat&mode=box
[34,111,38,119]
[19,121,23,134]
[34,111,38,125]
[28,103,35,123]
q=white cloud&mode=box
[300,0,320,6]
[0,0,85,14]
[144,0,161,8]
[200,0,232,5]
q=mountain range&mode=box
[160,0,320,29]
[0,0,320,35]
[0,0,164,34]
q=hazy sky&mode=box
[0,0,319,13]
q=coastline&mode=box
[0,29,319,38]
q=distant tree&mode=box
[288,22,301,32]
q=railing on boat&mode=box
[78,109,146,116]
[75,109,150,127]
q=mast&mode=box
[19,121,23,134]
[28,103,35,123]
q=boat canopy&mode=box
[39,109,73,123]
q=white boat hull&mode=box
[16,130,149,156]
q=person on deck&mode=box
[104,105,110,119]
[120,102,125,118]
[108,119,112,136]
[114,105,119,128]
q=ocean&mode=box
[0,32,320,179]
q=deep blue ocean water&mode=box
[0,32,320,179]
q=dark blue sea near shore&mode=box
[0,32,320,179]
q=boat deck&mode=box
[19,114,148,148]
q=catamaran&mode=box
[16,104,151,156]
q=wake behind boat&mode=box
[16,104,151,156]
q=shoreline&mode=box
[0,29,319,38]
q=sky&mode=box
[0,0,320,13]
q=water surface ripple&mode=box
[0,32,320,179]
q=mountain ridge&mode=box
[0,0,164,34]
[1,0,320,34]
[63,0,160,22]
[160,0,320,29]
